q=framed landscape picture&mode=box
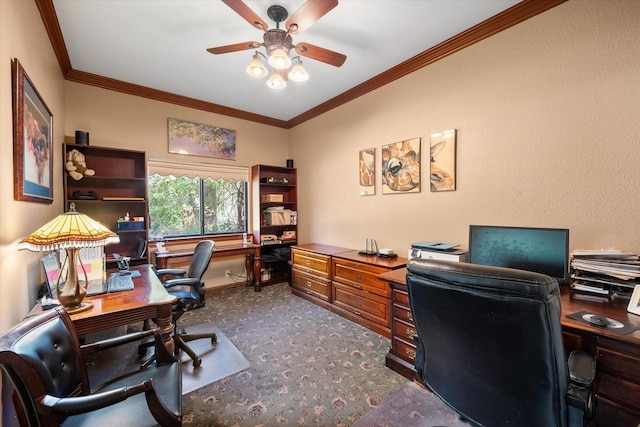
[168,118,236,160]
[12,59,54,204]
[381,138,421,194]
[429,129,456,192]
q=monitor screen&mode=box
[468,225,570,284]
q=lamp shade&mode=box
[268,47,292,69]
[288,62,309,82]
[19,203,120,314]
[19,204,119,252]
[245,52,268,78]
[266,71,287,89]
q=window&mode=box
[148,158,248,238]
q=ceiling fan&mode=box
[207,0,347,88]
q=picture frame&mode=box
[628,285,640,316]
[381,138,421,194]
[359,148,375,196]
[168,118,236,160]
[12,59,54,204]
[429,129,456,192]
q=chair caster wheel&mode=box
[192,358,202,369]
[211,334,217,345]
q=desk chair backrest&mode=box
[0,308,89,426]
[188,240,215,281]
[407,258,571,427]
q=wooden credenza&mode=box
[291,244,407,338]
[379,267,640,427]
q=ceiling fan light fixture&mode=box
[266,70,287,90]
[268,47,292,69]
[288,61,309,82]
[245,52,268,78]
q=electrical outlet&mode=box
[225,269,231,278]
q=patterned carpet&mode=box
[178,282,407,426]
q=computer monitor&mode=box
[468,225,570,284]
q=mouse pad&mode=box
[567,311,640,335]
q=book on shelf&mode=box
[103,197,145,201]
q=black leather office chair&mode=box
[406,258,595,427]
[142,240,216,368]
[0,307,182,427]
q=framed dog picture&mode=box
[12,59,54,204]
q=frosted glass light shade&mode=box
[268,47,292,69]
[266,71,287,89]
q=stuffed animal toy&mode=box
[65,149,95,180]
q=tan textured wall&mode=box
[289,0,640,255]
[64,83,289,166]
[0,1,66,332]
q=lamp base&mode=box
[64,301,94,314]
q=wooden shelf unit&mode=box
[251,164,297,286]
[63,143,149,268]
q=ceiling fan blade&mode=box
[207,41,262,55]
[286,0,338,34]
[222,0,269,31]
[295,42,346,67]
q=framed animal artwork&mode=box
[359,148,375,196]
[429,129,456,192]
[381,138,421,194]
[12,58,54,204]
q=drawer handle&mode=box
[408,312,413,321]
[406,328,416,337]
[305,268,311,273]
[306,290,312,295]
[355,273,362,279]
[306,281,312,287]
[405,348,416,360]
[354,284,362,290]
[354,311,361,316]
[305,260,310,265]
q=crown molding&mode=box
[36,0,566,130]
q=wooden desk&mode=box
[29,265,176,349]
[380,267,640,427]
[155,243,262,291]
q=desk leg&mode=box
[244,253,254,287]
[253,248,262,292]
[155,305,175,354]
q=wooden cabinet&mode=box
[63,143,148,268]
[291,244,349,310]
[292,245,406,338]
[331,251,406,338]
[251,164,297,286]
[594,338,640,426]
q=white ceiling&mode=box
[52,0,520,122]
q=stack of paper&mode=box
[570,249,640,298]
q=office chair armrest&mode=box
[155,268,187,278]
[163,277,201,289]
[40,379,154,416]
[566,350,595,412]
[39,378,179,426]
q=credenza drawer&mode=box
[394,318,417,343]
[393,304,413,324]
[292,270,331,302]
[597,341,640,383]
[292,249,331,278]
[596,373,640,411]
[332,259,390,297]
[394,337,416,363]
[332,282,390,327]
